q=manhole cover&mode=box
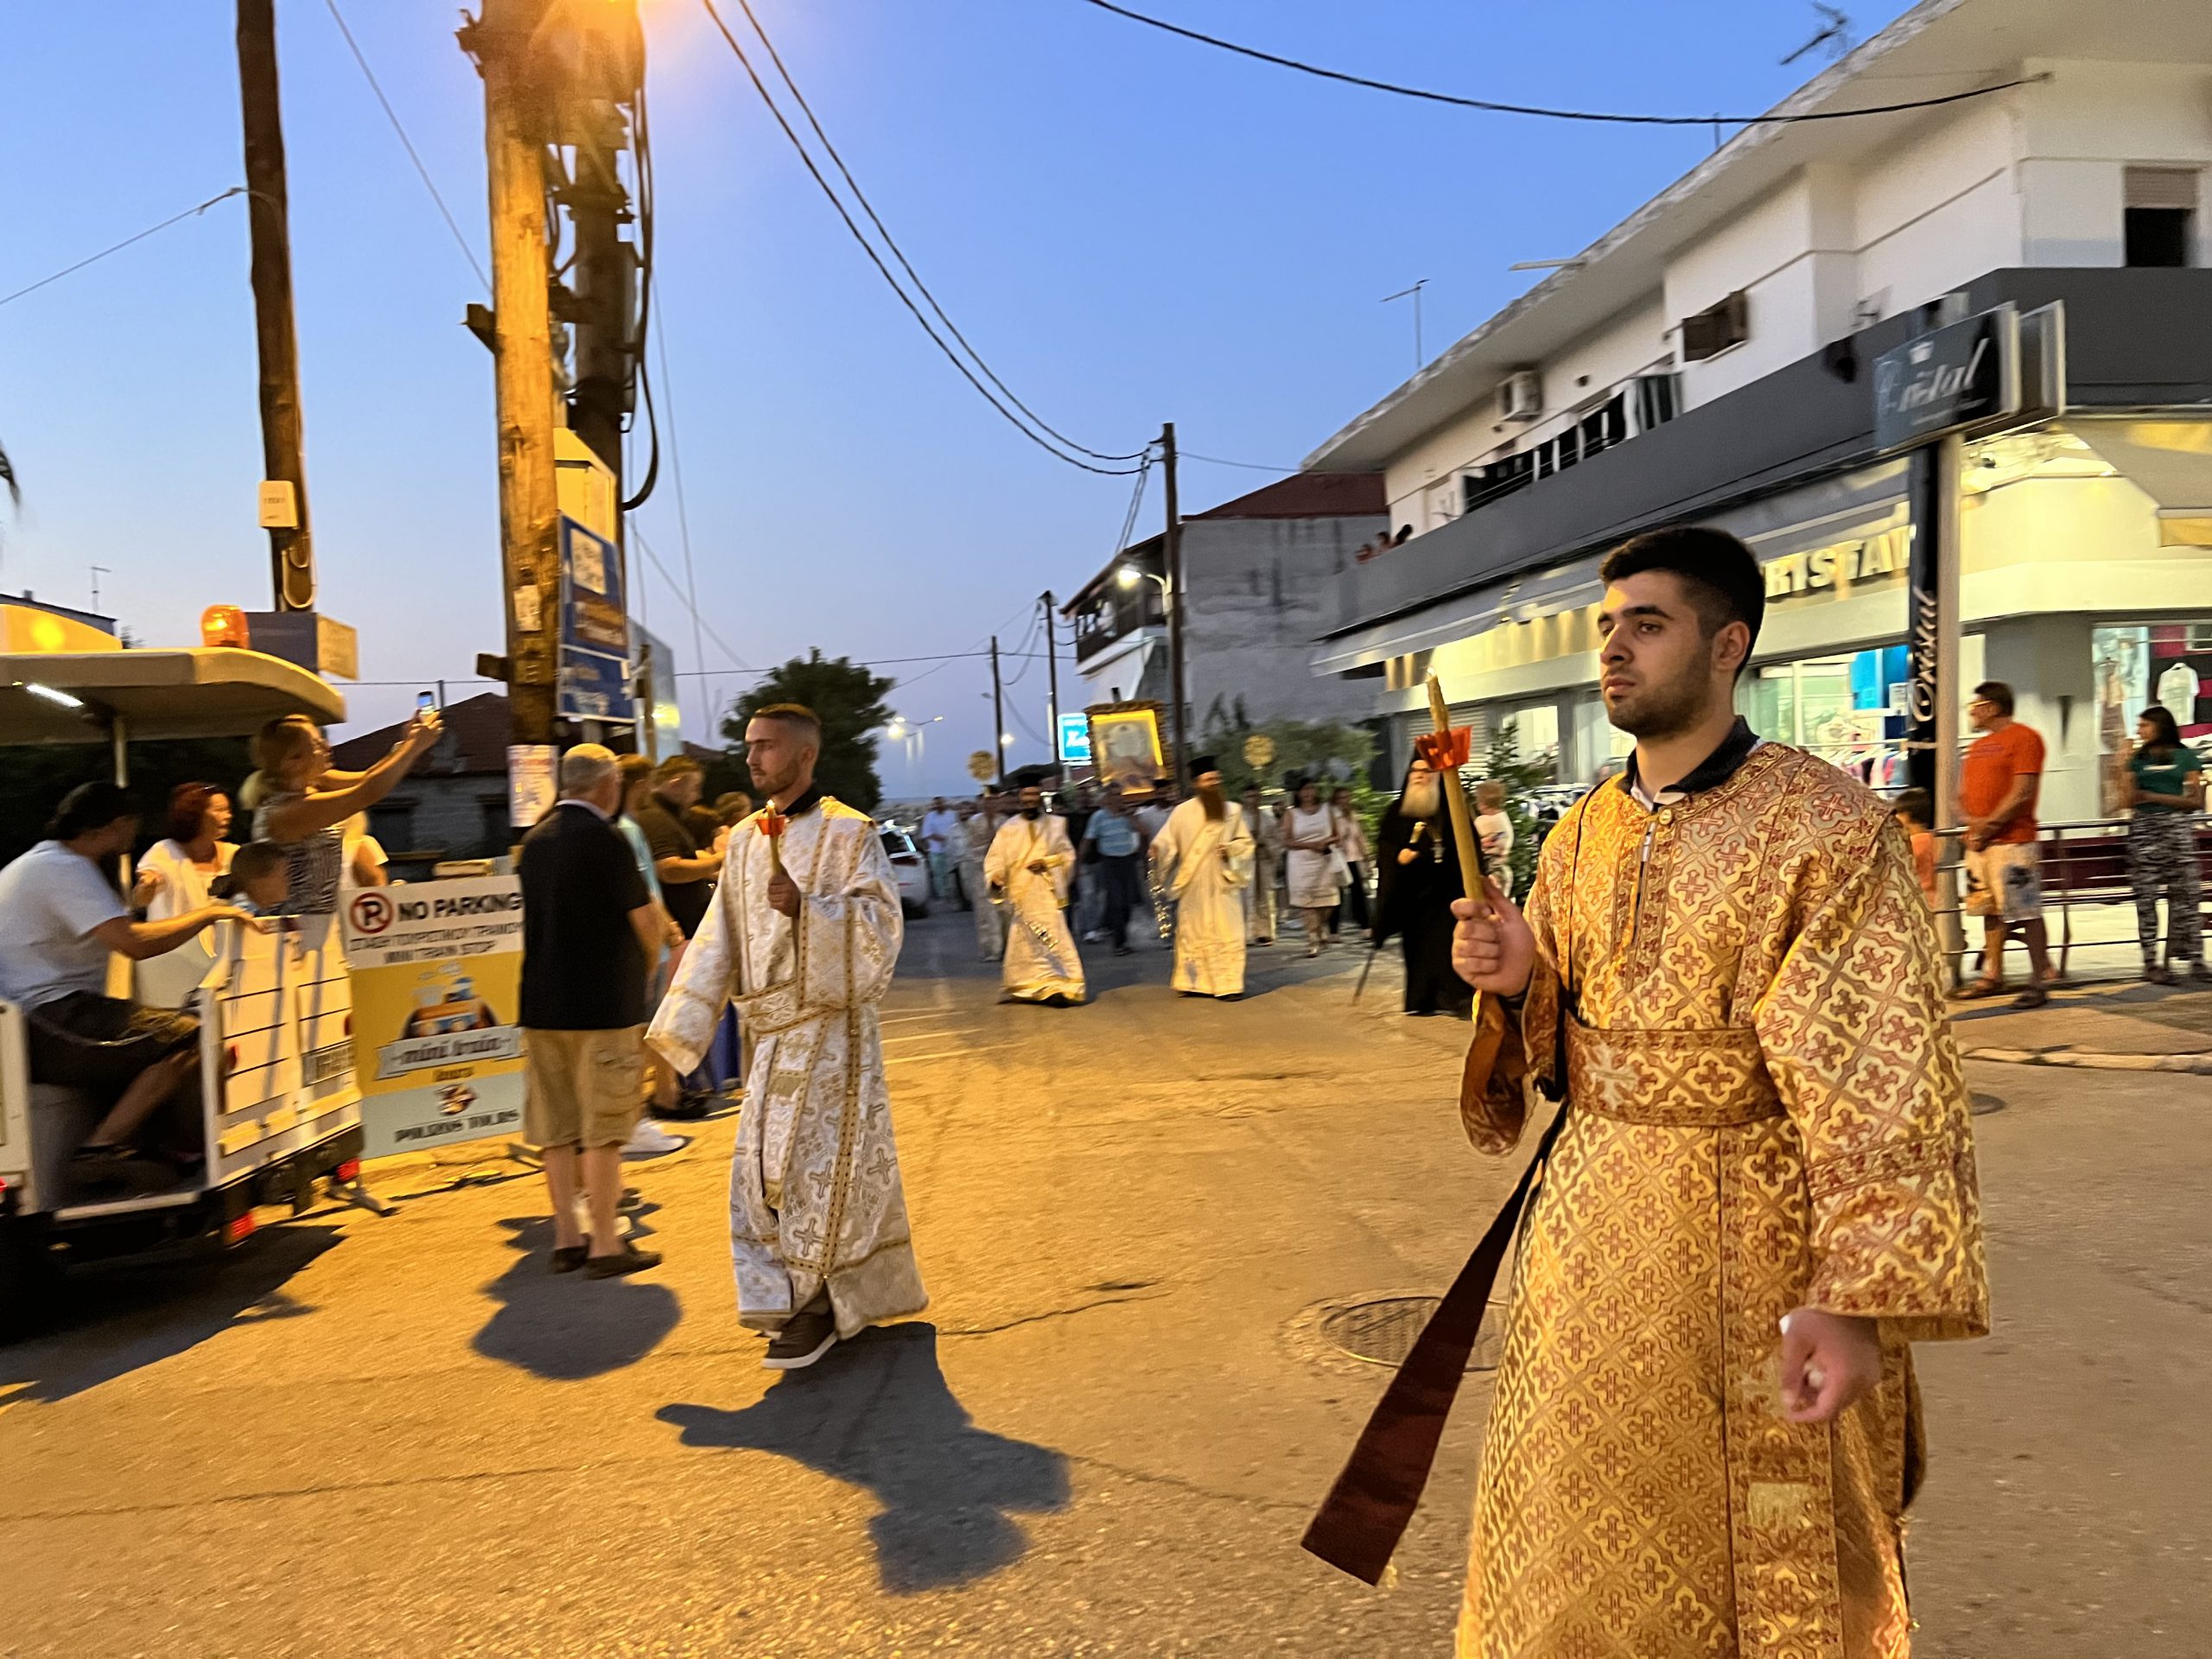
[1319,1295,1510,1372]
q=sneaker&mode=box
[583,1244,663,1279]
[622,1119,685,1157]
[763,1306,839,1370]
[654,1091,712,1122]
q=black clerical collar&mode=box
[1618,717,1760,806]
[778,784,825,819]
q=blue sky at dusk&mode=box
[0,0,1909,793]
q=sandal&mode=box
[550,1244,588,1274]
[2010,985,2052,1009]
[1954,979,2009,1001]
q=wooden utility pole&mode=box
[1040,590,1061,768]
[236,0,315,612]
[465,0,564,745]
[1160,421,1188,787]
[990,634,1007,788]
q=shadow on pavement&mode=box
[2,1224,338,1405]
[473,1209,680,1380]
[658,1321,1071,1592]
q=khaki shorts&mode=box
[523,1027,645,1149]
[1964,841,2044,925]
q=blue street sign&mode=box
[1057,712,1093,766]
[558,518,635,722]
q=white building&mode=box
[1307,0,2212,823]
[1065,472,1388,736]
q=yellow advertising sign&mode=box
[340,876,526,1154]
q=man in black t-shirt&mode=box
[518,744,664,1278]
[632,754,727,939]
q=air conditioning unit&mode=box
[1499,369,1543,423]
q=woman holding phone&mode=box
[244,709,441,916]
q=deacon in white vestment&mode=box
[959,799,1006,963]
[650,704,926,1372]
[1148,757,1255,999]
[983,787,1084,1006]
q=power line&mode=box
[1074,0,2040,126]
[651,306,715,738]
[729,0,1147,466]
[629,522,758,676]
[696,0,1145,477]
[0,188,245,311]
[1181,451,1299,474]
[322,0,489,289]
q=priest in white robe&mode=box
[650,703,927,1372]
[983,786,1085,1007]
[1149,757,1255,999]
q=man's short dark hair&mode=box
[1974,681,2015,717]
[48,780,136,842]
[1600,526,1766,661]
[653,753,703,786]
[1892,786,1933,826]
[752,702,823,741]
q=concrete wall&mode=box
[369,775,509,861]
[1179,514,1387,729]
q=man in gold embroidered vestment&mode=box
[1449,528,1988,1658]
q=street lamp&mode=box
[1114,563,1181,779]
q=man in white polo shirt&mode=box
[0,781,253,1192]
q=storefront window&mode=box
[1498,704,1560,781]
[1742,645,1912,789]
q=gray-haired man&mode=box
[518,744,666,1277]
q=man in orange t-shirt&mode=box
[1958,680,2055,1007]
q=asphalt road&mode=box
[2,908,2206,1656]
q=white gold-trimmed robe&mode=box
[984,814,1084,1003]
[1151,798,1254,997]
[649,798,928,1338]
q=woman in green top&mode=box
[2118,704,2208,984]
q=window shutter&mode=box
[2126,167,2201,211]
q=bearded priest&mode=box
[1148,758,1255,999]
[649,702,927,1372]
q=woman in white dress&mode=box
[1281,779,1342,957]
[135,783,238,1008]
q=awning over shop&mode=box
[2073,420,2212,546]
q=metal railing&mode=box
[1926,814,2207,987]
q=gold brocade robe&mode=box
[1458,744,1988,1659]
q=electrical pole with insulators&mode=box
[1040,590,1061,771]
[990,634,1007,790]
[1160,422,1188,788]
[463,0,565,746]
[237,0,315,613]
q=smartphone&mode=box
[416,690,437,714]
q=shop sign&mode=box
[1872,304,2021,451]
[342,876,527,1157]
[1761,522,1913,603]
[1057,713,1093,765]
[558,516,635,722]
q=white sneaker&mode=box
[622,1119,685,1158]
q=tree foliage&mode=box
[1198,700,1389,849]
[721,649,895,813]
[1483,722,1553,899]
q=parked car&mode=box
[880,825,931,918]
